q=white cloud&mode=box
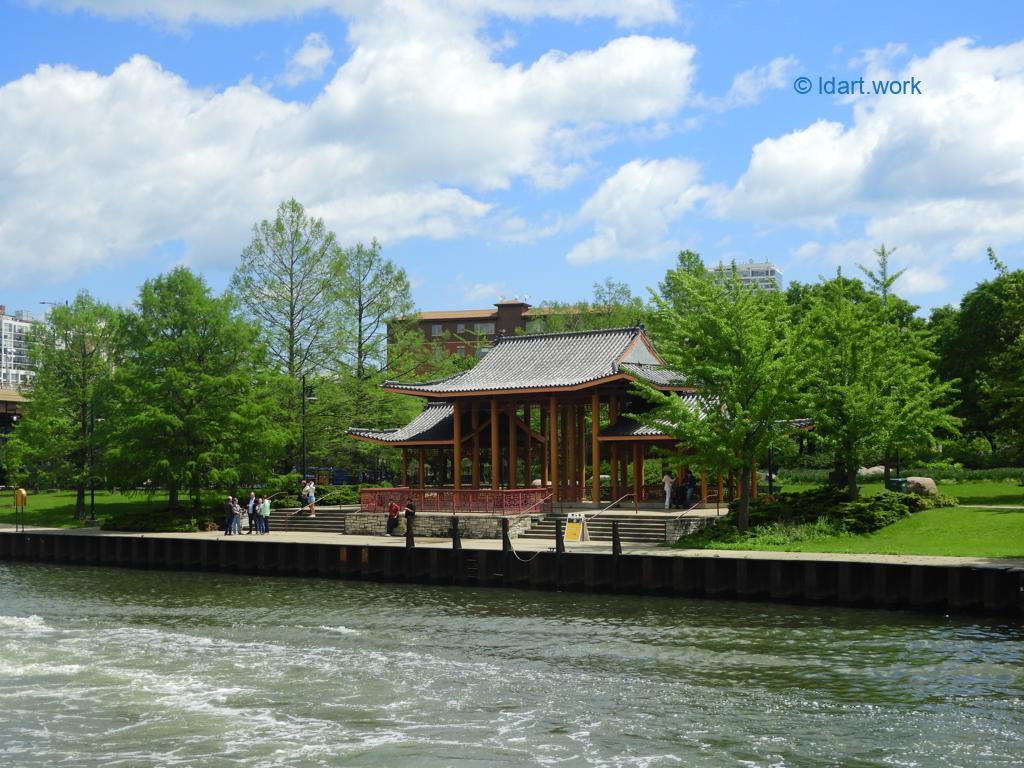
[281,32,333,86]
[699,56,798,111]
[31,0,678,27]
[463,281,506,303]
[0,3,698,286]
[714,38,1024,271]
[567,158,708,265]
[899,267,950,296]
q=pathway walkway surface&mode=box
[3,523,1022,570]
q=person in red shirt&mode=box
[386,501,401,536]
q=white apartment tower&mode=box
[0,305,35,389]
[714,260,783,291]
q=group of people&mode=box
[385,497,416,536]
[224,492,272,535]
[661,469,698,510]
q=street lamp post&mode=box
[300,375,317,480]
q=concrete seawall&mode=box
[1,530,1022,617]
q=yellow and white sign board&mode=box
[564,512,589,543]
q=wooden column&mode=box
[632,443,642,504]
[700,470,708,502]
[523,404,532,488]
[490,398,500,490]
[548,396,558,502]
[577,406,585,495]
[417,447,425,488]
[471,401,480,489]
[751,464,758,499]
[608,394,618,501]
[401,448,408,487]
[452,402,462,490]
[508,403,518,490]
[540,409,548,487]
[610,445,619,501]
[591,392,601,503]
[565,405,573,501]
[717,473,724,503]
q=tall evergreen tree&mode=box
[107,268,284,509]
[2,293,117,517]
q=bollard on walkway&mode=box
[405,517,415,549]
[451,516,461,550]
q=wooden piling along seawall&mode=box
[1,531,1021,617]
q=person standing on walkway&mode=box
[261,495,271,534]
[246,491,257,534]
[224,496,235,535]
[306,479,317,518]
[662,471,674,510]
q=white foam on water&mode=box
[0,614,52,633]
[317,625,359,635]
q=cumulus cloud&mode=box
[714,38,1024,273]
[31,0,678,27]
[281,32,333,86]
[699,56,798,111]
[0,3,697,286]
[567,158,708,265]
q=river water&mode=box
[0,562,1021,767]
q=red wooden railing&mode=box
[359,487,548,515]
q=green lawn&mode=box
[0,489,174,528]
[745,506,1024,558]
[681,478,1024,558]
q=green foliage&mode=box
[793,273,958,498]
[737,486,848,527]
[527,277,646,333]
[929,257,1024,463]
[106,267,286,509]
[2,293,119,517]
[643,251,796,530]
[100,506,217,533]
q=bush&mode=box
[836,492,913,534]
[733,485,847,526]
[101,506,217,533]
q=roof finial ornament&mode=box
[634,318,645,330]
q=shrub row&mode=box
[780,466,1024,483]
[101,506,219,533]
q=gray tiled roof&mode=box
[385,326,682,394]
[599,417,674,438]
[348,402,454,443]
[618,363,688,388]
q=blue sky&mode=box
[1,0,1022,317]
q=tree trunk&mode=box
[168,485,179,509]
[75,484,86,520]
[846,463,859,500]
[736,467,751,532]
[883,459,891,485]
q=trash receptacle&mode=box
[886,477,908,493]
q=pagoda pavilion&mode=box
[348,325,735,511]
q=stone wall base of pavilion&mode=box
[360,487,548,516]
[344,511,537,539]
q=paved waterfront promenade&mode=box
[3,522,1021,570]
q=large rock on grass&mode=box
[858,465,885,478]
[906,476,938,496]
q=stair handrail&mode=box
[500,492,554,529]
[670,498,705,520]
[585,493,635,525]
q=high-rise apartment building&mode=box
[713,261,783,291]
[0,305,36,389]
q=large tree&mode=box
[231,199,341,470]
[2,293,118,517]
[795,276,957,498]
[642,252,797,531]
[107,268,284,509]
[929,251,1024,460]
[230,198,339,377]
